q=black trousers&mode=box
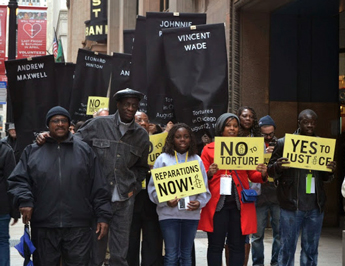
[207,206,246,266]
[31,227,92,266]
[127,190,163,266]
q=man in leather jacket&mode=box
[267,109,336,266]
[8,106,112,266]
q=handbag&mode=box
[234,170,258,203]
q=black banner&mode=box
[123,29,135,54]
[162,23,228,151]
[145,12,206,125]
[109,53,131,114]
[85,0,107,42]
[130,16,148,112]
[69,49,112,122]
[54,62,75,110]
[5,55,57,153]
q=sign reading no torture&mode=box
[151,160,206,203]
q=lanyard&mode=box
[175,151,188,164]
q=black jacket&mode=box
[8,133,112,228]
[0,140,17,217]
[267,132,333,212]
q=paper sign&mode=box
[214,137,264,170]
[151,160,206,203]
[86,96,109,115]
[148,132,168,166]
[264,153,274,182]
[282,134,336,172]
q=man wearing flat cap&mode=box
[8,106,112,266]
[76,88,150,266]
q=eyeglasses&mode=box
[135,119,149,123]
[261,132,275,138]
[50,119,69,125]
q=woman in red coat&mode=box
[198,113,267,266]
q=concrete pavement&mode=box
[9,221,342,266]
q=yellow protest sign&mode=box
[264,153,274,182]
[214,137,264,170]
[151,160,206,203]
[86,96,109,115]
[148,132,168,166]
[282,134,336,172]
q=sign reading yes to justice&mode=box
[214,137,264,170]
[151,160,206,203]
[148,132,168,166]
[282,134,336,172]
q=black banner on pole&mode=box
[123,29,135,54]
[162,23,228,151]
[5,55,57,153]
[69,49,112,122]
[109,53,131,114]
[130,16,148,112]
[145,12,206,125]
[55,62,75,110]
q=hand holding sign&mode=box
[326,160,336,173]
[207,163,219,179]
[255,163,268,178]
[275,158,291,172]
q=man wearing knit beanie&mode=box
[251,115,280,266]
[8,106,112,266]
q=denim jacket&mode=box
[76,112,150,201]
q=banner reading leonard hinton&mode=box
[151,160,207,203]
[162,23,228,151]
[282,133,336,172]
[214,137,265,170]
[145,12,206,125]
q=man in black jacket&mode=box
[267,109,336,266]
[0,139,17,266]
[8,106,112,266]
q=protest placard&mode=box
[148,132,167,166]
[151,160,206,203]
[282,133,336,172]
[214,137,264,170]
[86,96,109,115]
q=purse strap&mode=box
[234,170,246,190]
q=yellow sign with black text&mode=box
[148,132,168,166]
[86,96,109,115]
[214,137,264,170]
[151,160,206,203]
[282,134,335,172]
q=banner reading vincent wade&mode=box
[145,12,206,125]
[5,55,57,154]
[162,23,228,149]
[69,49,112,122]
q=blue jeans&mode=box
[251,203,280,266]
[159,219,199,266]
[0,214,11,266]
[278,208,324,266]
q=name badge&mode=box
[220,174,232,195]
[306,173,315,194]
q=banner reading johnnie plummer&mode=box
[109,53,131,114]
[69,49,112,122]
[145,12,206,125]
[162,23,228,150]
[5,55,57,153]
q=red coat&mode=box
[198,142,264,235]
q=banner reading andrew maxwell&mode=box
[145,12,206,125]
[109,53,131,114]
[162,23,228,150]
[214,137,264,170]
[282,133,336,172]
[5,55,57,154]
[151,160,206,203]
[69,49,112,122]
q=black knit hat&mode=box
[258,115,276,129]
[46,106,71,126]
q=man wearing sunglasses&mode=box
[8,106,112,266]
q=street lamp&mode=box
[8,0,18,60]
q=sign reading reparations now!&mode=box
[151,160,206,203]
[282,134,336,172]
[214,137,264,170]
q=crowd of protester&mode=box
[0,88,337,266]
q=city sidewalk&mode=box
[9,221,342,266]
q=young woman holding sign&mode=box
[147,123,211,266]
[198,113,267,266]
